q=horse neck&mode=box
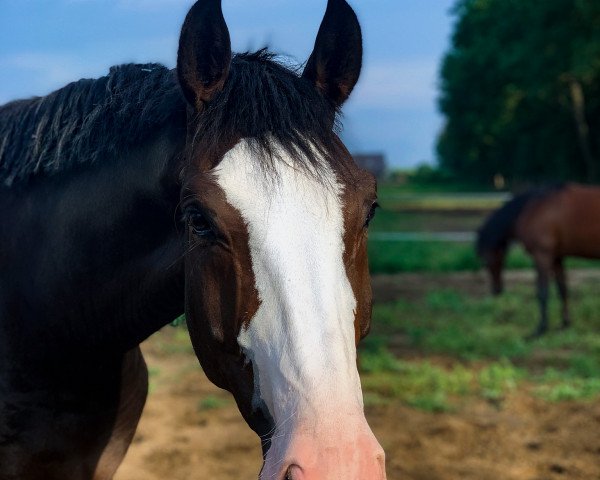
[0,130,186,360]
[501,228,515,246]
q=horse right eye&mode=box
[364,202,379,229]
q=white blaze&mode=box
[214,139,363,430]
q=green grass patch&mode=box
[147,366,161,394]
[155,327,195,355]
[366,241,533,274]
[360,347,524,412]
[367,241,482,273]
[198,395,229,411]
[478,360,524,400]
[361,358,474,412]
[535,378,600,402]
[361,282,600,409]
[367,240,600,274]
[170,314,186,327]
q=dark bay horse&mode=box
[476,183,600,337]
[0,1,386,478]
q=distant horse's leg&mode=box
[554,257,571,329]
[530,253,552,338]
[92,347,148,480]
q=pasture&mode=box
[368,186,599,273]
[116,186,600,480]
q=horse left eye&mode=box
[188,211,213,237]
[365,202,379,228]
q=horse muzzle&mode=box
[260,414,386,480]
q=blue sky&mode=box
[0,0,455,168]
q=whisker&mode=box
[259,409,297,439]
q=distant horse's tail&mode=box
[476,185,565,254]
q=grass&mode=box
[369,241,480,273]
[359,281,600,410]
[154,327,195,355]
[198,395,230,411]
[366,186,600,274]
[148,366,161,394]
[360,350,475,412]
[367,241,542,273]
[367,237,600,274]
[535,378,600,402]
[360,350,523,412]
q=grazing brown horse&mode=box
[476,183,600,337]
[0,0,386,479]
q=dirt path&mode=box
[115,272,600,480]
[114,332,262,480]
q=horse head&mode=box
[176,0,386,478]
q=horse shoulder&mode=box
[559,184,600,256]
[515,198,556,255]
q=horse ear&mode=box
[177,0,232,110]
[302,0,363,107]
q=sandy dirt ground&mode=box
[115,272,600,480]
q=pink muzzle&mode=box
[260,413,386,480]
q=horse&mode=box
[476,182,600,338]
[0,0,387,478]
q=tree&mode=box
[437,0,600,185]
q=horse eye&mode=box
[365,201,379,229]
[187,210,213,237]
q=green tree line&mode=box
[437,0,600,185]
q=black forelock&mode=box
[189,49,346,177]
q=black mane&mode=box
[0,64,185,186]
[476,184,565,254]
[0,49,344,187]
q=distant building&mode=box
[352,153,387,179]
